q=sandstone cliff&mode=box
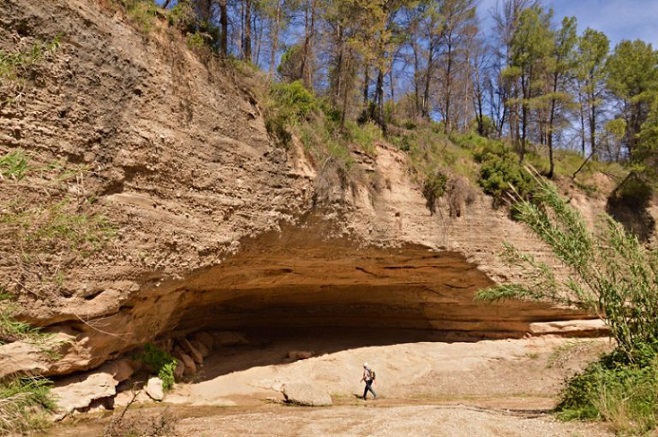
[0,0,633,379]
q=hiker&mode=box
[361,362,377,400]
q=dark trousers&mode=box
[363,380,377,399]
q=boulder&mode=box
[173,357,185,381]
[51,372,119,415]
[0,333,74,379]
[212,331,249,347]
[98,359,138,383]
[180,338,204,365]
[281,383,332,407]
[145,377,164,401]
[192,331,215,351]
[175,351,196,376]
[191,339,209,358]
[287,350,314,360]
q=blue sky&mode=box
[478,0,658,48]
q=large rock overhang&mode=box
[155,230,592,341]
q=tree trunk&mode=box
[269,1,282,75]
[363,64,370,109]
[300,0,316,89]
[376,68,387,135]
[244,0,252,62]
[219,0,228,58]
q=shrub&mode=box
[478,151,536,203]
[422,171,448,215]
[139,344,177,391]
[345,121,382,156]
[167,2,195,30]
[186,32,206,50]
[558,348,658,434]
[265,80,317,147]
[122,0,159,32]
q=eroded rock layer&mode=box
[0,0,611,379]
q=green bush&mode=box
[122,0,159,33]
[139,344,177,391]
[558,347,658,434]
[345,121,382,156]
[422,171,448,215]
[186,32,206,50]
[265,80,317,147]
[478,151,536,203]
[270,80,317,121]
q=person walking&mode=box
[361,362,377,400]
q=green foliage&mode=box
[477,150,536,203]
[2,199,116,255]
[477,168,658,429]
[122,0,159,33]
[0,37,60,81]
[479,170,658,358]
[265,80,317,147]
[0,149,28,181]
[167,2,195,29]
[139,344,177,391]
[636,94,658,181]
[422,171,448,215]
[558,347,658,435]
[0,376,54,435]
[270,80,317,121]
[186,32,206,50]
[0,292,39,344]
[344,121,382,156]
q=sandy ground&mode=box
[45,332,617,436]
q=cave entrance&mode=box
[156,232,592,379]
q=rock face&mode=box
[0,0,645,381]
[281,383,332,407]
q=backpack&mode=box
[370,369,376,381]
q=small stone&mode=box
[145,377,164,401]
[281,383,332,407]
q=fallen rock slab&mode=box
[281,383,332,407]
[529,319,608,336]
[212,331,249,346]
[192,332,215,351]
[51,372,119,415]
[287,350,315,360]
[174,351,197,376]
